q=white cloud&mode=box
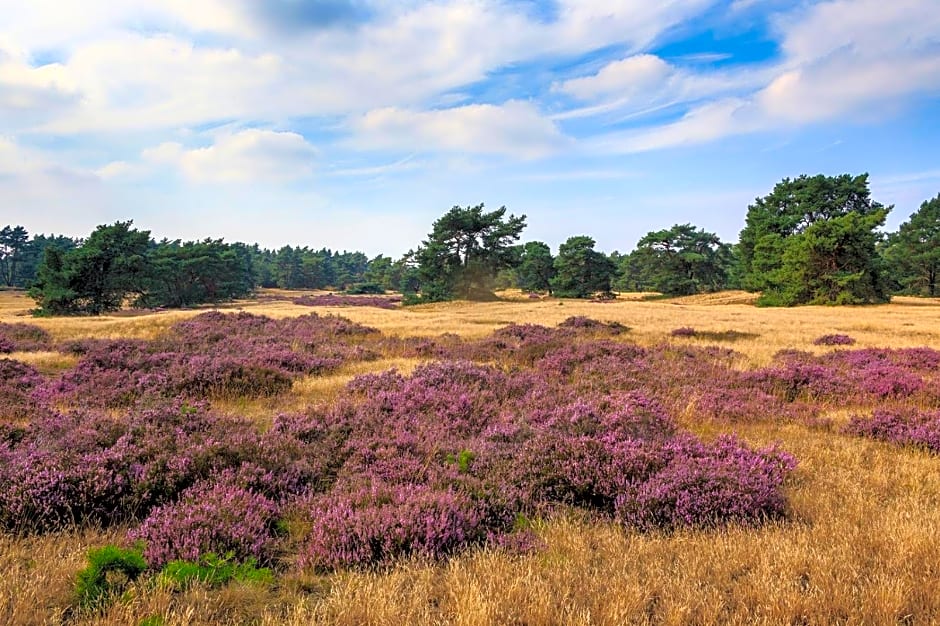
[591,0,940,153]
[554,52,770,124]
[557,55,673,101]
[0,1,724,136]
[351,101,569,159]
[0,137,116,228]
[139,129,316,183]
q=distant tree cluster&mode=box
[12,172,939,314]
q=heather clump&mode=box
[536,340,646,378]
[744,362,850,403]
[750,347,936,405]
[130,479,281,568]
[616,435,797,529]
[464,323,574,365]
[297,484,492,571]
[286,364,796,569]
[558,316,629,335]
[293,294,401,309]
[0,322,52,352]
[0,403,323,531]
[0,358,45,420]
[813,333,856,346]
[843,408,940,452]
[43,312,380,408]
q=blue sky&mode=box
[1,0,938,256]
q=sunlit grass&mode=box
[2,288,940,624]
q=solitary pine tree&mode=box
[414,204,526,301]
[737,174,891,305]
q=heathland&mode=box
[1,288,939,625]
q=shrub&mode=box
[345,282,387,295]
[130,479,281,568]
[814,334,856,346]
[616,435,797,529]
[74,545,147,610]
[157,552,273,590]
[558,316,629,335]
[670,327,697,337]
[843,409,940,452]
[0,323,52,352]
[298,484,491,571]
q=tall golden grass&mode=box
[2,289,940,624]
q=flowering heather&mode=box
[42,312,381,407]
[285,362,797,568]
[558,316,629,335]
[813,333,856,346]
[298,484,492,571]
[130,478,281,568]
[843,409,940,453]
[0,358,45,421]
[0,322,52,353]
[616,435,797,529]
[670,326,697,337]
[293,294,402,309]
[0,403,325,531]
[0,313,812,572]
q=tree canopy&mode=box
[414,204,526,301]
[627,224,733,296]
[737,173,892,306]
[882,194,940,297]
[550,236,616,298]
[516,241,556,294]
[30,221,152,315]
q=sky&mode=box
[1,0,938,257]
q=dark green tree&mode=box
[737,173,891,305]
[767,211,890,305]
[28,246,76,314]
[550,236,616,298]
[882,194,940,297]
[628,224,733,296]
[415,204,526,301]
[141,239,253,308]
[30,221,151,315]
[0,226,30,287]
[516,241,556,294]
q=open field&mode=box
[1,289,940,625]
[5,289,940,366]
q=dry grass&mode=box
[5,289,940,367]
[3,289,940,624]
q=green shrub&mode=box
[157,552,273,590]
[75,545,147,610]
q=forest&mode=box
[5,173,939,315]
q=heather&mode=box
[293,294,402,309]
[3,293,940,624]
[8,309,940,581]
[0,322,51,353]
[814,333,856,346]
[843,408,940,453]
[43,311,380,407]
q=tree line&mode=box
[10,173,940,315]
